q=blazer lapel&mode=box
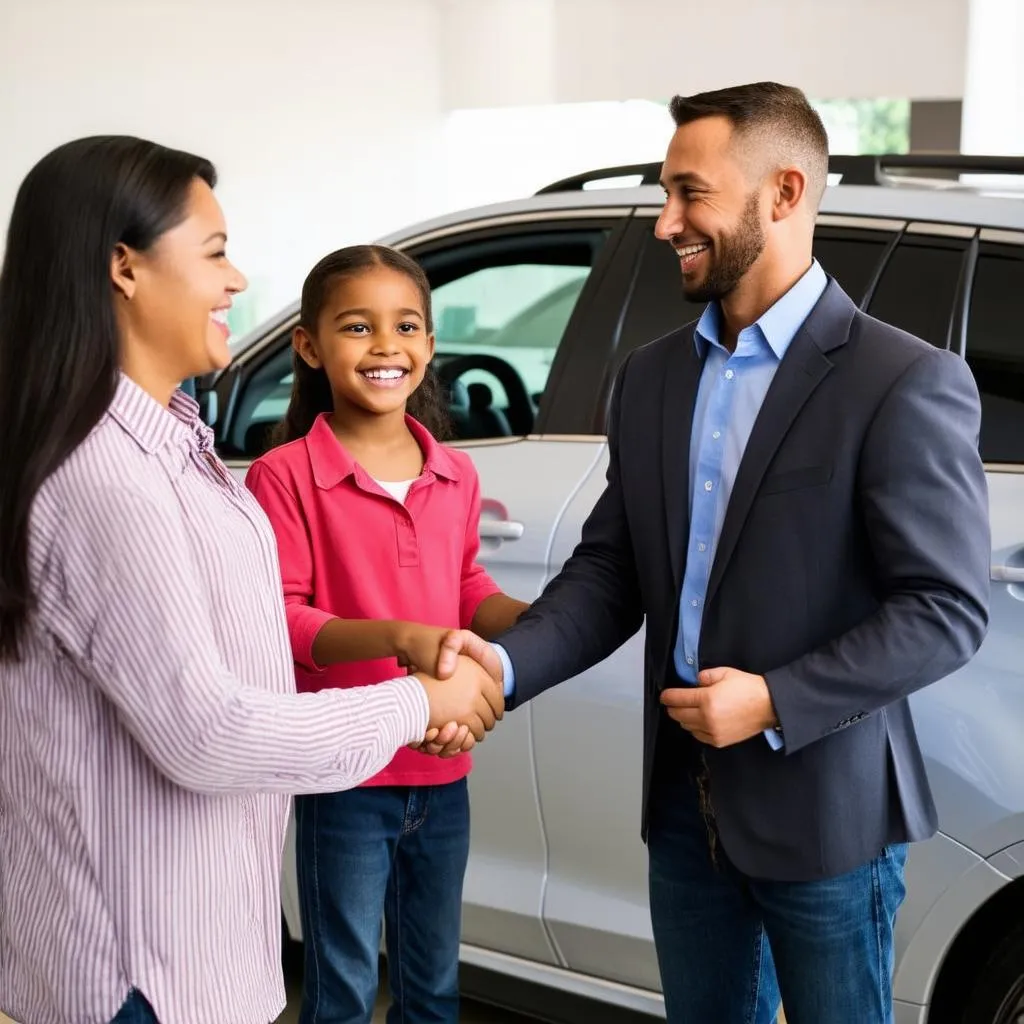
[704,281,857,610]
[662,326,704,591]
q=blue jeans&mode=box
[109,990,158,1023]
[296,779,470,1024]
[647,769,907,1024]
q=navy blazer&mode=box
[498,279,990,881]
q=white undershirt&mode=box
[373,478,415,504]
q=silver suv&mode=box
[207,154,1024,1024]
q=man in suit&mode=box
[436,82,991,1023]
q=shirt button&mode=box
[725,369,735,380]
[704,480,713,492]
[691,599,699,607]
[712,430,721,440]
[698,543,707,552]
[686,657,695,666]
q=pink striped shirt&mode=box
[0,375,430,1024]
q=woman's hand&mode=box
[414,655,504,743]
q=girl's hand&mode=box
[394,623,454,676]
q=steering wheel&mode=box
[437,355,535,436]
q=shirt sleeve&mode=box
[245,460,334,671]
[458,464,502,629]
[33,479,429,796]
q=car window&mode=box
[811,226,897,306]
[865,231,971,348]
[965,240,1024,464]
[417,229,610,440]
[613,219,897,374]
[216,226,612,458]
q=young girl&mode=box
[246,244,527,1024]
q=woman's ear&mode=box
[110,243,137,301]
[293,325,322,369]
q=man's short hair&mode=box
[669,83,830,209]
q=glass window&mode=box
[866,235,969,348]
[219,227,610,457]
[812,229,894,306]
[966,244,1024,464]
[615,222,895,368]
[419,229,609,440]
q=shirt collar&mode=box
[107,373,214,454]
[306,412,462,491]
[693,259,828,361]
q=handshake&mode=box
[396,625,506,758]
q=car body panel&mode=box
[216,179,1024,1021]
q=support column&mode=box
[961,0,1024,156]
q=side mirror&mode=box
[197,390,219,428]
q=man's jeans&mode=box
[296,780,470,1024]
[109,990,159,1023]
[648,767,907,1024]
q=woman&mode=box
[0,136,501,1024]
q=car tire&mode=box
[960,924,1024,1024]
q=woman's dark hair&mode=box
[0,136,216,660]
[272,244,451,447]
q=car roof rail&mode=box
[535,162,663,194]
[535,154,1024,195]
[829,153,1024,185]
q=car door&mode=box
[406,213,638,966]
[901,229,1024,858]
[213,208,636,967]
[528,210,904,997]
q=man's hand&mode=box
[411,631,506,757]
[661,667,778,748]
[436,629,505,682]
[414,654,504,745]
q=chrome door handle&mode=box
[479,520,524,541]
[991,564,1024,584]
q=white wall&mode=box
[440,0,970,108]
[0,0,975,329]
[0,0,446,330]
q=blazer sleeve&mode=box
[765,346,991,754]
[496,352,645,707]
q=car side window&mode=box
[415,228,610,440]
[811,224,897,306]
[613,218,896,375]
[865,230,970,348]
[965,239,1024,464]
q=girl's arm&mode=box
[312,616,449,672]
[245,462,448,672]
[471,593,529,640]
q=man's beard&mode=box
[682,192,766,303]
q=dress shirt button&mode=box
[704,480,713,492]
[725,369,735,380]
[698,543,707,552]
[686,657,694,666]
[712,430,721,440]
[691,599,699,607]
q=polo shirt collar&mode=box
[306,412,461,490]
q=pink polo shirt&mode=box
[246,413,500,787]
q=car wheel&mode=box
[961,924,1024,1024]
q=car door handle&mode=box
[991,564,1024,584]
[479,520,524,541]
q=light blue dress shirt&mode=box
[496,260,829,751]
